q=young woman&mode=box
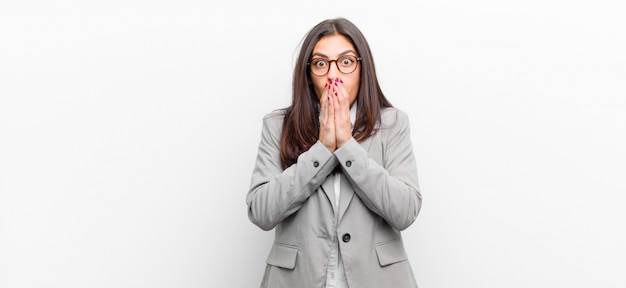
[247,17,422,288]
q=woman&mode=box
[247,17,422,288]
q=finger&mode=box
[332,82,351,140]
[320,82,332,113]
[332,86,349,121]
[331,87,341,116]
[335,80,350,108]
[319,85,336,151]
[328,92,336,120]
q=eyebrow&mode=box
[311,50,358,59]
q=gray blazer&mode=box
[247,107,422,288]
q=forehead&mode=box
[312,34,356,58]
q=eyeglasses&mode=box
[308,55,361,76]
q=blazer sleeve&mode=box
[334,109,422,231]
[246,112,338,231]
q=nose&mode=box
[327,60,341,80]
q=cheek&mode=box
[312,78,327,99]
[348,77,360,101]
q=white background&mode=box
[1,0,625,287]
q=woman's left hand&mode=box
[330,78,352,148]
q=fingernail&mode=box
[339,79,343,83]
[334,92,338,96]
[324,83,328,88]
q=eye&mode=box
[312,59,328,68]
[339,56,355,67]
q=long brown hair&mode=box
[280,18,393,169]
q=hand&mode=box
[331,78,352,148]
[319,79,336,152]
[319,78,352,152]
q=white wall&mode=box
[1,0,625,287]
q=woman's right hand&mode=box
[319,80,336,152]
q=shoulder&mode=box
[264,108,286,119]
[260,108,287,137]
[379,107,410,129]
[262,108,287,127]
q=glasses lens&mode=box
[338,56,358,74]
[310,58,329,76]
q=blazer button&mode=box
[342,233,351,243]
[345,160,352,167]
[313,161,319,167]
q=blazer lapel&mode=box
[320,176,337,212]
[337,135,375,222]
[322,135,375,218]
[338,173,354,222]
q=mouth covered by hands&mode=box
[319,78,352,153]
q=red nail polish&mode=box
[334,92,337,96]
[324,83,328,88]
[339,79,343,83]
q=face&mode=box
[310,34,360,106]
